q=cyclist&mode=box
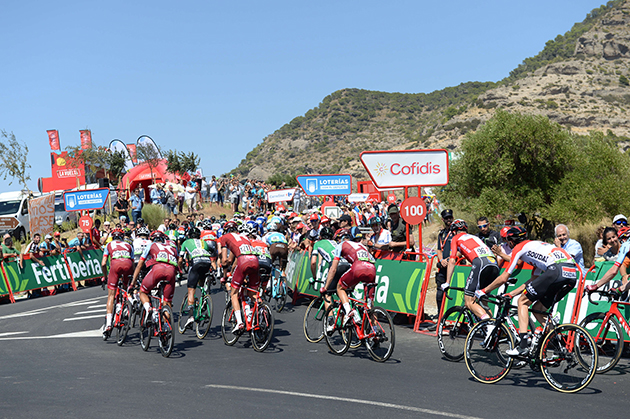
[321,226,376,326]
[263,223,289,274]
[312,227,351,316]
[179,227,213,329]
[200,219,219,271]
[245,224,273,289]
[130,231,179,323]
[218,220,260,333]
[443,219,499,321]
[100,228,134,337]
[482,226,578,356]
[132,226,152,264]
[586,226,630,297]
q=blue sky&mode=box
[1,0,607,190]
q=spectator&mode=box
[130,188,143,224]
[477,216,501,247]
[1,234,21,267]
[613,214,627,231]
[52,231,66,254]
[150,183,165,206]
[593,226,606,262]
[90,219,102,249]
[368,216,391,253]
[22,233,45,267]
[67,231,92,263]
[386,204,414,253]
[209,175,218,207]
[39,234,60,256]
[596,227,620,262]
[435,209,455,310]
[114,191,130,221]
[491,226,512,265]
[164,185,176,215]
[554,224,585,271]
[100,220,112,245]
[185,185,196,214]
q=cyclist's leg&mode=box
[463,259,489,320]
[105,261,124,331]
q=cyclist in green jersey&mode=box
[178,227,213,329]
[312,227,351,313]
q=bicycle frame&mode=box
[237,285,264,332]
[148,282,170,336]
[591,296,630,342]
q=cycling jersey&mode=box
[141,242,178,267]
[613,240,630,267]
[219,232,257,258]
[333,241,376,264]
[200,229,217,244]
[104,240,134,290]
[132,238,151,262]
[506,240,574,275]
[449,232,494,263]
[262,231,288,245]
[179,238,212,265]
[333,241,376,292]
[219,232,259,289]
[251,239,271,260]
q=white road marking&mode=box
[87,304,107,309]
[74,309,106,315]
[0,331,28,337]
[0,329,103,340]
[0,296,105,320]
[204,384,483,419]
[63,314,104,322]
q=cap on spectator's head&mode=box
[45,234,52,239]
[309,213,320,222]
[104,221,111,226]
[613,214,627,223]
[387,204,399,214]
[291,217,302,223]
[120,215,127,221]
[339,214,352,223]
[441,209,454,219]
[296,222,307,230]
[54,231,61,237]
[320,215,330,224]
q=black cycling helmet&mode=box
[137,226,150,237]
[210,216,216,222]
[319,226,334,240]
[333,228,350,241]
[450,219,468,232]
[137,217,145,226]
[506,226,527,243]
[169,223,177,230]
[349,226,364,241]
[188,227,201,239]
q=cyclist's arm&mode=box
[101,253,109,278]
[310,253,319,278]
[595,263,620,288]
[130,258,145,289]
[322,258,339,292]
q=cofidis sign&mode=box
[360,149,448,188]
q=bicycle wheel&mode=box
[140,307,152,351]
[303,297,325,343]
[195,294,213,339]
[579,312,623,374]
[350,306,364,349]
[251,302,274,352]
[324,305,352,356]
[158,305,175,358]
[178,295,189,335]
[221,301,240,346]
[276,277,287,313]
[464,320,514,384]
[364,307,395,362]
[437,306,473,362]
[116,301,132,346]
[540,324,597,393]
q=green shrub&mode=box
[141,204,167,230]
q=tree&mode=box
[136,143,162,184]
[0,130,31,190]
[164,149,200,176]
[65,144,112,184]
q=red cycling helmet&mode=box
[111,228,125,240]
[149,230,167,243]
[500,226,510,239]
[618,226,630,242]
[223,221,238,233]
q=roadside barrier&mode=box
[0,249,104,303]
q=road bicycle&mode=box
[303,278,330,343]
[580,289,630,373]
[464,287,597,393]
[103,278,133,346]
[178,268,215,339]
[324,283,395,362]
[221,284,274,352]
[262,261,287,312]
[139,280,175,358]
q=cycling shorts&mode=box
[206,241,218,259]
[524,262,577,308]
[107,259,134,291]
[339,261,376,292]
[231,255,260,290]
[187,260,212,289]
[464,257,500,297]
[141,263,177,303]
[325,261,351,292]
[258,257,273,286]
[269,243,288,269]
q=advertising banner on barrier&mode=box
[1,249,104,294]
[0,264,10,296]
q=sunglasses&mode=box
[615,220,627,226]
[478,224,489,229]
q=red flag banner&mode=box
[47,130,61,151]
[79,130,92,150]
[126,144,138,164]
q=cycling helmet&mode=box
[450,219,468,232]
[319,226,334,240]
[137,226,150,237]
[188,227,201,239]
[618,227,630,242]
[500,226,510,239]
[267,222,278,232]
[149,231,167,243]
[368,215,381,226]
[505,226,527,243]
[244,223,257,236]
[111,228,125,240]
[137,217,145,226]
[349,226,364,241]
[201,219,213,230]
[223,220,238,233]
[238,223,247,233]
[169,223,177,230]
[333,228,351,241]
[210,216,216,222]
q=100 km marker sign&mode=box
[399,197,426,225]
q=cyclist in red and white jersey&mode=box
[444,220,499,320]
[483,226,578,356]
[218,221,260,333]
[130,231,179,322]
[101,228,134,337]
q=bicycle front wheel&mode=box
[540,324,597,393]
[579,312,623,374]
[195,294,213,339]
[178,295,189,335]
[251,302,274,352]
[464,320,514,384]
[158,305,175,358]
[438,306,473,362]
[116,301,132,346]
[140,307,152,351]
[221,301,240,346]
[364,307,395,362]
[324,305,352,356]
[276,277,287,313]
[303,297,325,343]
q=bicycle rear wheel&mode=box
[540,324,597,393]
[364,307,395,362]
[221,301,240,346]
[324,305,352,356]
[140,307,152,351]
[303,297,325,343]
[579,312,623,374]
[158,305,175,358]
[438,306,473,362]
[116,301,132,346]
[195,294,213,339]
[464,320,514,384]
[251,302,274,352]
[178,295,189,335]
[276,277,287,313]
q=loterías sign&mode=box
[360,149,449,188]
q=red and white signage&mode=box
[47,130,61,151]
[79,215,93,233]
[360,149,449,188]
[80,130,92,150]
[387,193,396,204]
[399,197,427,225]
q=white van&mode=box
[0,191,41,241]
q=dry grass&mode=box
[569,217,612,268]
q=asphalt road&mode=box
[0,283,627,419]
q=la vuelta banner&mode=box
[126,144,138,163]
[47,130,61,151]
[28,194,55,237]
[80,130,92,150]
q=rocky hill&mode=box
[232,0,630,181]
